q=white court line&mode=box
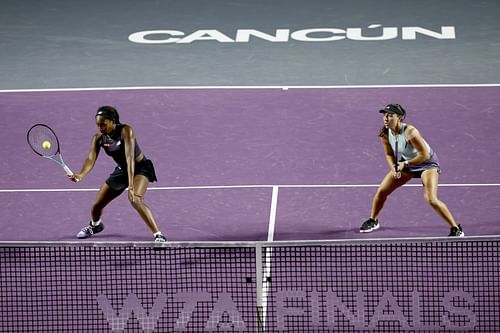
[260,186,279,330]
[1,83,500,93]
[1,183,499,193]
[267,186,279,242]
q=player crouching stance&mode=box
[69,106,167,242]
[360,104,464,237]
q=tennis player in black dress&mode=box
[69,106,166,242]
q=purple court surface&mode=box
[1,85,499,241]
[2,3,500,332]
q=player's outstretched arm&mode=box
[70,134,101,182]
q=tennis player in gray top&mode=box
[360,104,464,237]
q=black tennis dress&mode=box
[99,124,157,191]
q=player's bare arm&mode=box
[70,134,101,182]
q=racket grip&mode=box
[64,165,80,182]
[63,165,73,175]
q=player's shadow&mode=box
[274,228,361,241]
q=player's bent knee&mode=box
[129,197,144,209]
[424,194,440,207]
[375,189,390,200]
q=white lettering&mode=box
[96,289,477,331]
[173,291,211,331]
[291,28,345,41]
[96,293,166,333]
[206,292,246,331]
[128,26,456,44]
[441,290,477,330]
[276,290,308,330]
[310,290,322,327]
[325,291,365,329]
[411,290,436,330]
[346,24,398,40]
[177,29,234,43]
[128,30,184,44]
[235,29,289,42]
[402,26,456,40]
[369,290,410,329]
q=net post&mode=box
[255,243,264,333]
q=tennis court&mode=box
[1,0,500,332]
[1,86,500,241]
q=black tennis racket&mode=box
[27,124,76,178]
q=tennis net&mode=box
[1,237,499,332]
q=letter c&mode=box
[128,30,185,44]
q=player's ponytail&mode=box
[379,126,388,138]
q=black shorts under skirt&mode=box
[105,158,158,192]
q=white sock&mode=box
[154,231,163,237]
[91,219,102,226]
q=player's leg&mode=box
[360,171,412,232]
[421,169,464,236]
[128,174,165,241]
[91,183,123,222]
[77,183,122,239]
[371,171,413,219]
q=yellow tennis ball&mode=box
[42,140,51,150]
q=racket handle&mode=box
[64,165,81,182]
[63,164,73,176]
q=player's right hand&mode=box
[69,174,81,182]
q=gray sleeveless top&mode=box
[387,123,440,173]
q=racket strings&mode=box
[27,125,59,157]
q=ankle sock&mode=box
[91,219,102,226]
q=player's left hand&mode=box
[396,161,406,173]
